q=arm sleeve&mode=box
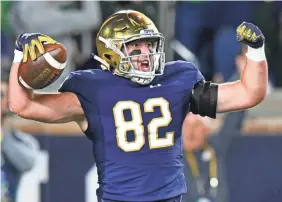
[190,80,218,119]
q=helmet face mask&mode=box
[119,35,165,85]
[95,10,166,85]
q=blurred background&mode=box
[1,1,282,202]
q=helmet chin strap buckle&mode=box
[91,53,110,71]
[99,36,125,58]
[98,36,110,48]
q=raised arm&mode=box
[8,33,85,127]
[190,22,268,118]
[9,63,84,124]
[217,22,268,112]
[217,51,267,112]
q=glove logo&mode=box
[236,22,265,49]
[16,33,57,63]
[23,39,45,63]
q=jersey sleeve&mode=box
[178,62,218,119]
[58,71,94,139]
[59,73,76,93]
[180,62,205,86]
[59,72,80,93]
[59,71,91,101]
[193,65,205,85]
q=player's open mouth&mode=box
[140,60,150,72]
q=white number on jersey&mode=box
[113,97,174,152]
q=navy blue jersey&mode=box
[59,60,204,201]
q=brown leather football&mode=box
[18,43,67,89]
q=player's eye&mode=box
[145,42,152,48]
[147,41,157,52]
[131,43,139,48]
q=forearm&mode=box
[217,46,268,112]
[241,58,268,102]
[9,64,83,123]
[9,63,34,113]
[9,63,58,121]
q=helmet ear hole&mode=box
[105,54,112,60]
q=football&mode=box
[18,43,67,89]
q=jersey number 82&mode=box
[113,97,175,152]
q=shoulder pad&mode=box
[162,60,204,86]
[58,69,107,93]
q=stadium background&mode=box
[1,1,282,202]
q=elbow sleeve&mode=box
[190,80,218,119]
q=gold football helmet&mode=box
[94,10,165,85]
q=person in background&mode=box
[1,72,40,202]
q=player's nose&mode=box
[138,43,150,61]
[139,43,150,54]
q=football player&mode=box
[9,10,268,202]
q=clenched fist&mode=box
[15,32,57,63]
[236,22,265,49]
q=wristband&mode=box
[13,49,23,63]
[245,44,266,62]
